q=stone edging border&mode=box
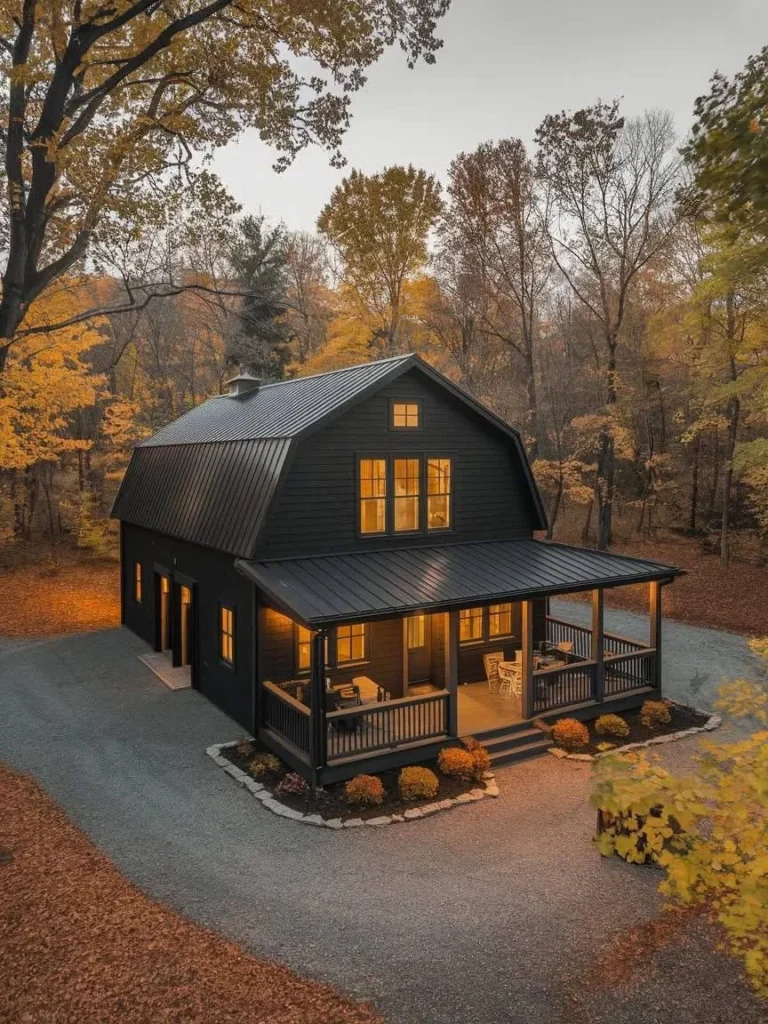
[206,741,499,827]
[548,710,723,762]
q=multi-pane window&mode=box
[296,625,311,671]
[337,623,366,664]
[489,602,513,637]
[427,458,452,529]
[359,458,387,534]
[392,401,419,428]
[134,561,142,602]
[220,605,235,665]
[407,613,426,649]
[459,607,483,643]
[394,458,420,532]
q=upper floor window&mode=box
[427,458,452,529]
[392,401,420,428]
[133,561,142,603]
[459,607,483,643]
[394,458,420,532]
[337,622,367,664]
[220,605,235,665]
[489,602,513,637]
[360,458,387,534]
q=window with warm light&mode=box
[427,458,452,529]
[459,607,483,643]
[489,602,513,637]
[392,401,419,428]
[407,613,426,649]
[337,622,366,664]
[359,458,387,534]
[134,562,142,602]
[394,458,420,532]
[296,625,311,671]
[220,605,235,665]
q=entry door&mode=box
[179,585,193,667]
[406,613,431,684]
[158,573,172,651]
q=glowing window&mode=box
[489,603,513,637]
[337,623,366,664]
[359,459,387,534]
[427,458,452,530]
[394,458,420,532]
[459,607,483,643]
[297,625,311,672]
[134,562,142,603]
[407,614,426,649]
[220,606,235,665]
[392,402,419,428]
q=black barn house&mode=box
[113,354,681,783]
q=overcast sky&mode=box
[211,0,768,232]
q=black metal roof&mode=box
[112,438,290,556]
[235,539,681,627]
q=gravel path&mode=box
[0,621,764,1024]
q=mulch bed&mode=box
[0,762,380,1024]
[223,740,479,820]
[560,702,710,756]
[0,558,120,637]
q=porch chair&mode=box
[498,656,522,698]
[483,651,505,692]
[555,641,574,663]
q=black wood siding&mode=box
[255,369,537,558]
[122,523,255,729]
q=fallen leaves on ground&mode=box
[0,764,380,1024]
[0,560,120,637]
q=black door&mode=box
[406,613,431,684]
[156,572,172,652]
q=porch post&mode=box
[649,581,662,692]
[521,599,534,720]
[591,588,605,703]
[445,610,459,736]
[310,628,328,774]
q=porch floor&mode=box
[457,681,524,735]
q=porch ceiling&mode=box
[235,539,681,628]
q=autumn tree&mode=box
[317,165,442,355]
[0,0,451,370]
[535,103,680,548]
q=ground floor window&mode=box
[461,603,515,644]
[337,622,367,664]
[220,605,235,665]
[407,613,426,649]
[488,602,513,638]
[133,561,142,602]
[459,607,483,643]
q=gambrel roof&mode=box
[112,353,547,557]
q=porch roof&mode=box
[235,539,681,628]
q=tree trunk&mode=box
[524,347,538,461]
[596,340,618,550]
[546,470,563,540]
[581,498,594,546]
[688,434,700,534]
[720,395,740,566]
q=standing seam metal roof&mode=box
[235,539,681,627]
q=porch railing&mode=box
[533,660,597,713]
[604,649,655,696]
[603,632,648,656]
[545,617,592,659]
[262,680,312,756]
[326,690,449,762]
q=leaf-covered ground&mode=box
[0,559,120,637]
[0,763,379,1024]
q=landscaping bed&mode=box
[548,700,716,760]
[216,738,497,826]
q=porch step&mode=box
[464,724,553,766]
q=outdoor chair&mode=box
[498,660,521,698]
[483,650,505,692]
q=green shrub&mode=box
[248,752,284,780]
[552,717,590,751]
[640,700,672,730]
[595,713,630,738]
[344,774,385,807]
[437,746,475,780]
[398,766,439,801]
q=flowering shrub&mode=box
[275,772,310,798]
[595,714,630,738]
[248,752,284,779]
[639,700,672,730]
[437,746,475,780]
[398,766,439,801]
[344,774,385,807]
[552,717,590,751]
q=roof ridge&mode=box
[257,352,415,390]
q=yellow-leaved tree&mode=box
[592,641,768,997]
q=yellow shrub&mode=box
[552,717,590,751]
[398,766,439,801]
[640,700,672,730]
[595,713,630,738]
[344,774,385,807]
[469,744,491,781]
[438,747,475,780]
[248,753,284,779]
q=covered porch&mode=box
[236,539,680,784]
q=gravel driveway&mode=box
[0,617,763,1024]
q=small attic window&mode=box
[391,400,420,429]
